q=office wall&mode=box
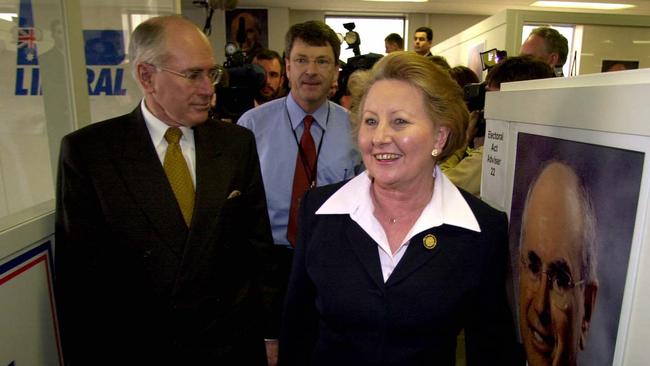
[410,13,486,48]
[432,10,511,79]
[181,5,486,62]
[580,25,650,74]
[433,9,650,77]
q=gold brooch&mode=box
[423,234,437,250]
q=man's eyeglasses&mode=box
[520,255,584,309]
[291,57,334,69]
[155,64,223,86]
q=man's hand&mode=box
[265,339,279,366]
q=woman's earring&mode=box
[431,148,439,157]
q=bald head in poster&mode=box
[518,161,599,366]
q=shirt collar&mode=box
[286,92,330,131]
[316,166,481,233]
[141,99,193,146]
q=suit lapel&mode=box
[182,122,229,258]
[344,219,385,290]
[385,227,445,287]
[116,107,188,257]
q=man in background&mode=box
[518,161,599,366]
[238,20,360,366]
[384,33,404,53]
[252,49,285,106]
[520,26,568,76]
[55,15,272,364]
[413,26,433,56]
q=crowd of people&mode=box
[54,14,599,366]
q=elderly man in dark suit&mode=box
[55,15,272,365]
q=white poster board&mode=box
[0,239,62,365]
[482,69,650,365]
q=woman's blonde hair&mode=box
[350,51,468,161]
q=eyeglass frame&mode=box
[290,56,335,69]
[519,255,585,308]
[151,63,223,86]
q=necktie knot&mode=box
[303,115,314,132]
[165,127,183,145]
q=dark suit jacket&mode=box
[55,107,273,365]
[280,181,518,366]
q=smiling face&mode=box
[139,20,215,127]
[357,79,448,192]
[519,163,592,366]
[285,38,338,113]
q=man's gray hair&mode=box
[128,15,189,79]
[529,26,569,67]
[520,160,598,284]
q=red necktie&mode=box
[287,115,317,246]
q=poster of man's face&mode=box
[225,9,268,57]
[509,133,644,366]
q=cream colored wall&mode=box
[580,25,650,74]
[183,7,486,61]
[432,10,511,79]
[409,13,486,50]
[433,9,650,78]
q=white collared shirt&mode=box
[141,100,197,186]
[316,166,480,282]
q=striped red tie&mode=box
[287,115,317,246]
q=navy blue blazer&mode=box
[280,181,518,366]
[55,107,272,365]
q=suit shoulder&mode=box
[207,119,255,140]
[458,189,507,231]
[63,113,131,145]
[302,181,348,212]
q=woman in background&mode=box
[280,52,517,365]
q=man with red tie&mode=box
[238,20,360,366]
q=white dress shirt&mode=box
[316,166,481,282]
[141,100,197,186]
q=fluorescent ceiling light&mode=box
[363,0,428,2]
[531,1,636,9]
[632,40,650,44]
[0,13,17,21]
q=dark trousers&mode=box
[261,244,294,338]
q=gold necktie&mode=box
[163,127,195,227]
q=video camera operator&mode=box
[212,42,266,123]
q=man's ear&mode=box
[137,62,156,93]
[548,52,560,68]
[580,281,599,350]
[434,125,451,155]
[284,58,291,81]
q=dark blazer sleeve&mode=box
[55,130,113,361]
[278,185,331,365]
[240,125,274,252]
[462,194,520,365]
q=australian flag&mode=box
[16,0,38,65]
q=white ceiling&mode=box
[234,0,650,16]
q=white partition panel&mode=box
[482,69,650,365]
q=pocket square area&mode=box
[227,190,242,199]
